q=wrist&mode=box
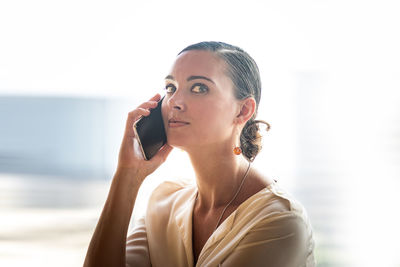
[114,167,145,188]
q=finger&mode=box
[135,93,162,115]
[148,93,161,102]
[130,107,151,121]
[137,100,158,110]
[124,108,151,136]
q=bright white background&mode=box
[1,0,400,266]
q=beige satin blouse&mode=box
[126,179,315,267]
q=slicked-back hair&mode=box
[178,41,270,162]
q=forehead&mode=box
[169,50,227,78]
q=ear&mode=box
[235,97,256,125]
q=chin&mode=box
[166,135,192,151]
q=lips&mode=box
[168,118,189,128]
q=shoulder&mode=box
[255,182,313,230]
[257,182,315,251]
[265,182,311,220]
[235,181,314,243]
[231,183,315,265]
[242,167,290,214]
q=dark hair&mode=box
[178,41,270,162]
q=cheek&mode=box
[194,102,233,132]
[161,101,168,124]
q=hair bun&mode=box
[240,119,270,162]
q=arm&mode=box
[83,93,173,267]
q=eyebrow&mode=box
[165,75,215,84]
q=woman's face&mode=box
[161,50,240,151]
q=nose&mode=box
[167,91,186,111]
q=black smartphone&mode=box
[133,96,167,160]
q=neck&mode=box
[186,145,250,210]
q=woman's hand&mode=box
[84,94,172,267]
[116,93,173,182]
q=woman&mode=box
[84,41,315,267]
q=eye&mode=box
[191,83,209,94]
[165,83,176,94]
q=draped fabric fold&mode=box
[126,179,315,267]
